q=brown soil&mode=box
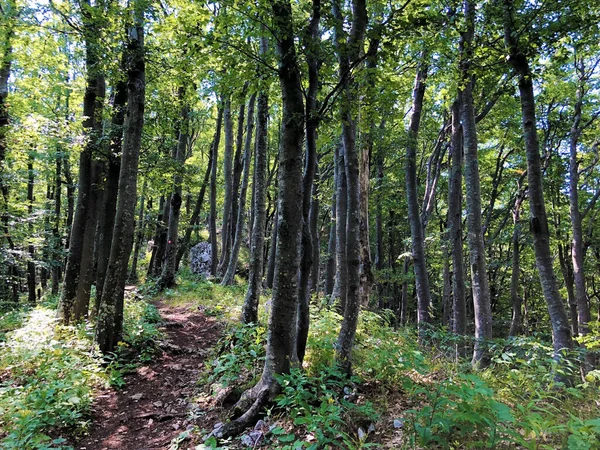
[77,302,222,450]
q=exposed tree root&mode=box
[212,383,272,439]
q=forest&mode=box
[1,0,600,448]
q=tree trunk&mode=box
[460,0,492,369]
[448,100,467,342]
[504,0,573,361]
[330,143,347,310]
[332,0,367,375]
[27,152,36,305]
[509,191,524,337]
[95,10,145,353]
[94,76,127,315]
[220,2,305,436]
[405,62,432,328]
[176,149,213,270]
[231,84,248,247]
[324,189,336,296]
[296,0,321,363]
[265,203,278,289]
[242,43,269,323]
[568,66,593,371]
[223,93,256,286]
[218,98,235,274]
[129,179,147,282]
[158,96,190,290]
[58,9,105,323]
[209,105,223,276]
[74,158,103,320]
[309,180,320,294]
[51,151,62,295]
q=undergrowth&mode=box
[0,293,163,450]
[190,276,600,450]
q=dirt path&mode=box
[77,303,221,450]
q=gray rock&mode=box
[190,242,212,277]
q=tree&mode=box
[95,2,146,353]
[503,0,573,362]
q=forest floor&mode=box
[76,301,223,450]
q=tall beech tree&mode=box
[57,0,106,324]
[219,0,305,435]
[503,0,573,360]
[241,36,269,324]
[95,3,146,353]
[459,0,492,369]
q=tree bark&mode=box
[568,62,593,371]
[296,0,321,364]
[231,84,248,247]
[58,5,105,323]
[218,98,235,275]
[219,2,305,436]
[332,0,367,375]
[27,152,36,304]
[460,0,492,369]
[223,93,256,286]
[51,151,62,295]
[241,42,269,323]
[504,0,573,361]
[209,105,223,276]
[448,100,467,342]
[129,179,147,282]
[94,76,127,314]
[330,143,347,310]
[405,62,432,328]
[324,189,336,296]
[158,95,190,290]
[509,190,525,337]
[95,9,145,353]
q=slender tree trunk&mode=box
[296,0,321,363]
[242,44,269,323]
[95,10,145,353]
[568,69,593,370]
[51,151,62,295]
[309,180,320,294]
[324,189,336,296]
[129,179,147,282]
[58,10,105,323]
[405,62,432,328]
[448,100,466,342]
[460,0,492,368]
[158,96,190,290]
[223,93,256,286]
[74,159,103,320]
[220,3,305,436]
[63,154,75,247]
[231,84,248,246]
[147,196,165,277]
[209,105,223,276]
[218,98,235,274]
[266,204,278,289]
[330,144,347,309]
[177,151,213,269]
[27,152,36,304]
[509,192,524,337]
[332,0,367,375]
[375,125,385,308]
[94,77,127,315]
[504,0,573,361]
